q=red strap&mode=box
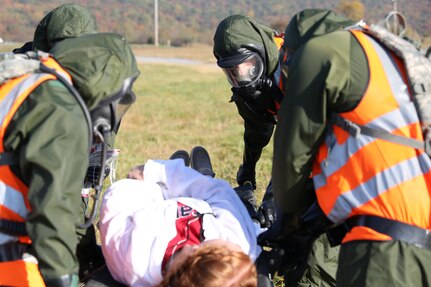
[161,202,204,271]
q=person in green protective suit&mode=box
[213,14,339,287]
[213,15,283,229]
[1,31,139,287]
[13,4,112,281]
[13,3,97,54]
[269,8,431,286]
[15,4,117,281]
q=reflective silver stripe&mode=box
[367,102,419,131]
[0,181,27,244]
[315,103,419,188]
[314,31,430,220]
[58,71,71,85]
[0,181,28,219]
[0,74,47,233]
[366,34,411,105]
[314,100,420,190]
[0,74,50,124]
[314,134,375,190]
[0,232,19,245]
[327,153,431,223]
[273,63,281,87]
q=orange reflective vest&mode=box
[312,29,431,244]
[0,55,72,287]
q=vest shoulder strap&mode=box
[330,113,424,150]
[0,51,93,151]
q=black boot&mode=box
[77,224,105,280]
[190,146,215,178]
[169,150,190,166]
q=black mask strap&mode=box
[79,128,110,229]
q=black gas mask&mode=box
[217,46,273,99]
[90,76,137,139]
[217,45,279,124]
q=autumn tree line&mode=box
[1,0,430,47]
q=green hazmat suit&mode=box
[274,9,359,213]
[13,3,98,55]
[3,33,139,285]
[273,9,431,286]
[32,3,97,52]
[213,15,281,188]
[213,13,340,287]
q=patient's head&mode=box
[157,239,257,287]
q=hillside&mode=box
[1,0,430,47]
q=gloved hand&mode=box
[257,212,315,284]
[234,182,263,224]
[257,211,301,247]
[236,164,256,189]
[259,197,277,228]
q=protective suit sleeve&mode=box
[4,80,89,280]
[234,98,274,186]
[272,31,367,214]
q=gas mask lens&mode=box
[115,90,136,122]
[114,76,137,120]
[91,75,138,135]
[222,53,264,88]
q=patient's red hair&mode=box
[157,243,257,287]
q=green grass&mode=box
[0,43,273,195]
[115,62,273,200]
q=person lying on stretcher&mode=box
[95,146,263,287]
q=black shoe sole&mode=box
[169,150,190,166]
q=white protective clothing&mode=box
[99,159,262,287]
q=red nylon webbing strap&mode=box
[161,202,204,271]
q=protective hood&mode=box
[33,3,97,52]
[50,33,139,111]
[283,9,355,53]
[213,14,280,76]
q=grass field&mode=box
[117,44,273,201]
[0,43,273,198]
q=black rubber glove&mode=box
[257,211,301,247]
[258,180,277,228]
[44,274,79,287]
[234,182,263,224]
[257,212,318,286]
[236,164,256,189]
[259,198,277,228]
